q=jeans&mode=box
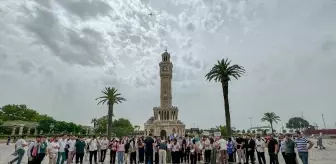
[117,151,125,164]
[56,152,66,164]
[10,149,25,164]
[298,152,308,164]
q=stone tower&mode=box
[144,51,185,138]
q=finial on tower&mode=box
[165,47,168,52]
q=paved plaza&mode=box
[0,139,335,164]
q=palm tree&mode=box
[96,87,126,140]
[91,118,98,128]
[261,112,281,134]
[205,58,245,137]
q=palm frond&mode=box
[205,58,245,83]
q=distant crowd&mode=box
[7,130,317,164]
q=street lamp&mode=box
[248,117,252,129]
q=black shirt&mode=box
[267,139,278,153]
[236,137,243,149]
[144,137,154,152]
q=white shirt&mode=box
[48,141,60,153]
[255,139,265,152]
[67,139,76,151]
[172,143,180,152]
[15,138,27,149]
[204,139,212,150]
[89,139,99,151]
[58,138,67,152]
[218,139,227,150]
[100,139,109,150]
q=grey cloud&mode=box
[181,53,202,69]
[23,6,105,66]
[17,59,35,74]
[56,0,112,20]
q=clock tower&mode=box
[159,51,173,108]
[144,51,185,138]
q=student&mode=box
[255,136,266,164]
[9,135,27,164]
[75,136,86,164]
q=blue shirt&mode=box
[294,137,309,152]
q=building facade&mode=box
[144,51,185,138]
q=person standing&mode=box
[137,138,145,164]
[144,134,155,164]
[171,138,180,164]
[284,134,297,164]
[67,136,76,164]
[210,138,217,164]
[9,135,27,164]
[75,136,86,164]
[158,139,167,164]
[218,136,228,164]
[245,135,256,164]
[294,131,314,164]
[36,136,48,164]
[117,140,125,164]
[166,139,172,163]
[203,136,212,164]
[255,136,266,164]
[235,135,245,164]
[129,138,137,164]
[189,139,197,164]
[279,134,287,163]
[27,136,40,164]
[88,136,99,164]
[266,135,279,164]
[100,136,109,163]
[109,139,117,164]
[48,137,60,164]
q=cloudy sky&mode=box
[1,0,335,130]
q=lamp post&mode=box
[248,117,252,129]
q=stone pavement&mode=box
[1,139,336,164]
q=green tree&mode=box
[37,117,56,133]
[247,130,251,133]
[216,125,228,137]
[282,129,287,134]
[96,87,127,140]
[252,130,256,134]
[0,104,40,121]
[236,130,241,134]
[286,117,310,130]
[112,118,134,137]
[242,129,246,134]
[205,59,245,137]
[261,112,281,134]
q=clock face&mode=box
[163,66,168,71]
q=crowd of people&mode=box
[7,130,314,164]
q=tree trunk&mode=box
[270,121,274,134]
[222,81,232,137]
[107,103,114,140]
